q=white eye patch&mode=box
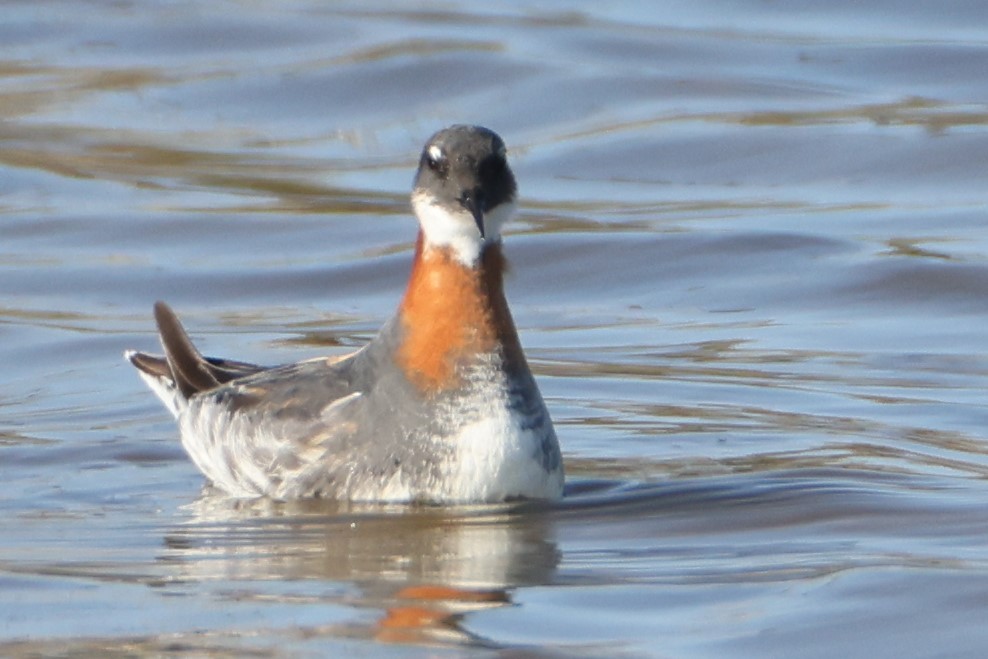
[428,145,443,162]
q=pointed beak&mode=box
[460,192,486,239]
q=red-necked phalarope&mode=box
[126,125,564,503]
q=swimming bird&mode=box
[126,125,563,503]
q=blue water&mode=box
[3,1,988,656]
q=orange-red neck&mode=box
[396,233,525,393]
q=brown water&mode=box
[4,1,988,656]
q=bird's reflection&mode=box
[160,488,560,647]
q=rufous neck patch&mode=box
[396,235,523,393]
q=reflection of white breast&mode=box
[173,495,560,593]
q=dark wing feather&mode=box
[201,355,269,383]
[152,300,219,397]
[129,301,268,400]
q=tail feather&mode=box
[126,350,171,379]
[126,302,267,407]
[154,301,222,398]
[125,350,185,418]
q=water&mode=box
[3,1,988,656]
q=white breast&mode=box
[434,356,563,502]
[445,408,563,502]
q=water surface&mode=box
[3,1,988,656]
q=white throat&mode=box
[411,190,516,266]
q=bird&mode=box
[125,125,564,503]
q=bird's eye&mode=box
[426,145,445,172]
